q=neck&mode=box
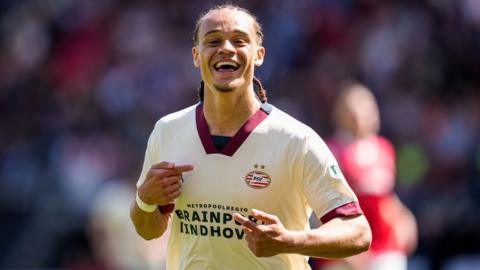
[203,84,261,136]
[336,129,375,141]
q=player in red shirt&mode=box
[313,82,417,270]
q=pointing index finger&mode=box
[150,164,194,175]
[234,213,260,232]
[173,164,194,173]
[151,161,175,169]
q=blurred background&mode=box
[0,0,479,269]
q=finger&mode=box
[145,175,181,190]
[158,190,181,205]
[234,213,263,233]
[233,213,247,223]
[150,167,191,178]
[151,161,175,169]
[243,227,254,234]
[165,189,181,201]
[150,163,193,173]
[251,209,279,224]
[162,181,182,194]
[162,180,182,194]
[173,164,194,173]
[162,175,183,186]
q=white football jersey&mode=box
[136,103,361,270]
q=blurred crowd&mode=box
[0,0,479,269]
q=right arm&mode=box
[130,162,193,240]
[130,199,170,240]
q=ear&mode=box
[192,46,200,68]
[254,46,265,67]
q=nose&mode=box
[218,40,235,54]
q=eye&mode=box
[206,39,220,46]
[233,39,248,46]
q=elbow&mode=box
[357,226,372,253]
[339,215,372,257]
[343,228,371,258]
[130,217,162,241]
[353,218,372,255]
[134,225,162,241]
[140,232,161,241]
[130,201,165,241]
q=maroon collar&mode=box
[195,103,270,156]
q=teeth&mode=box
[215,61,239,69]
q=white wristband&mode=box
[136,192,157,213]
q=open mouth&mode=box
[214,61,240,72]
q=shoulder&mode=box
[265,105,322,142]
[147,104,197,142]
[374,135,396,155]
[259,105,328,157]
[153,104,197,130]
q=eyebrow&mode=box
[203,29,250,37]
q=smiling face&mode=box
[192,8,265,94]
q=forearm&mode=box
[289,215,371,258]
[130,199,170,240]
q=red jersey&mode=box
[327,134,401,253]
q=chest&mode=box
[159,131,301,210]
[179,148,292,208]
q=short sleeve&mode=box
[301,132,361,221]
[136,121,162,189]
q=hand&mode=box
[138,161,194,206]
[233,209,294,257]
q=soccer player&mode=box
[313,82,417,270]
[130,5,371,269]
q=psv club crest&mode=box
[245,164,271,189]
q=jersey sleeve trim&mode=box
[159,203,175,214]
[319,201,363,224]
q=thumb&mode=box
[251,209,279,225]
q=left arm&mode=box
[383,194,418,254]
[233,209,371,258]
